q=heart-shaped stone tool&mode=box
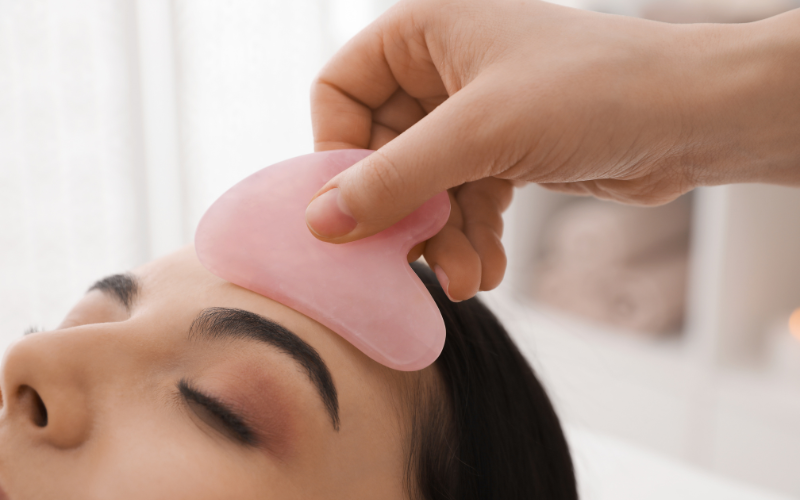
[195,150,451,371]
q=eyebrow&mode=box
[189,307,340,431]
[88,274,139,309]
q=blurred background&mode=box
[2,0,800,497]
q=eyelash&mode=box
[23,325,41,336]
[178,379,258,446]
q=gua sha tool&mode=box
[195,150,451,371]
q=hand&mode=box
[307,0,800,300]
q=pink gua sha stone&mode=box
[195,150,451,371]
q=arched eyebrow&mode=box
[188,307,340,431]
[88,274,139,309]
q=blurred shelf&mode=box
[501,184,800,367]
[490,182,800,496]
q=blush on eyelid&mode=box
[201,359,300,458]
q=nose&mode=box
[0,333,93,449]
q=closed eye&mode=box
[178,379,258,446]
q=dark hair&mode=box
[406,262,577,500]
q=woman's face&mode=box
[0,247,418,499]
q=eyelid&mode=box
[178,379,258,446]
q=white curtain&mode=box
[0,0,391,351]
[1,0,148,349]
[0,0,588,351]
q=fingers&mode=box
[306,81,520,242]
[423,193,482,301]
[425,225,482,302]
[369,88,429,149]
[373,88,428,136]
[422,179,512,301]
[459,177,514,216]
[310,27,398,152]
[456,178,513,290]
[369,123,400,151]
[311,79,373,151]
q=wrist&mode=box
[675,10,800,187]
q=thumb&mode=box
[306,82,515,243]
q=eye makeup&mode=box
[178,379,258,446]
[186,357,302,460]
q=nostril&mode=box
[18,385,48,427]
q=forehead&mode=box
[130,246,406,406]
[134,246,238,302]
[133,247,347,357]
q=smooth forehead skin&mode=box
[0,247,416,500]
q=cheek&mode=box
[89,401,279,499]
[86,435,268,500]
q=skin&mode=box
[307,0,800,301]
[0,247,425,500]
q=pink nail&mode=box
[305,188,357,238]
[434,265,461,303]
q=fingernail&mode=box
[306,188,357,238]
[434,265,461,303]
